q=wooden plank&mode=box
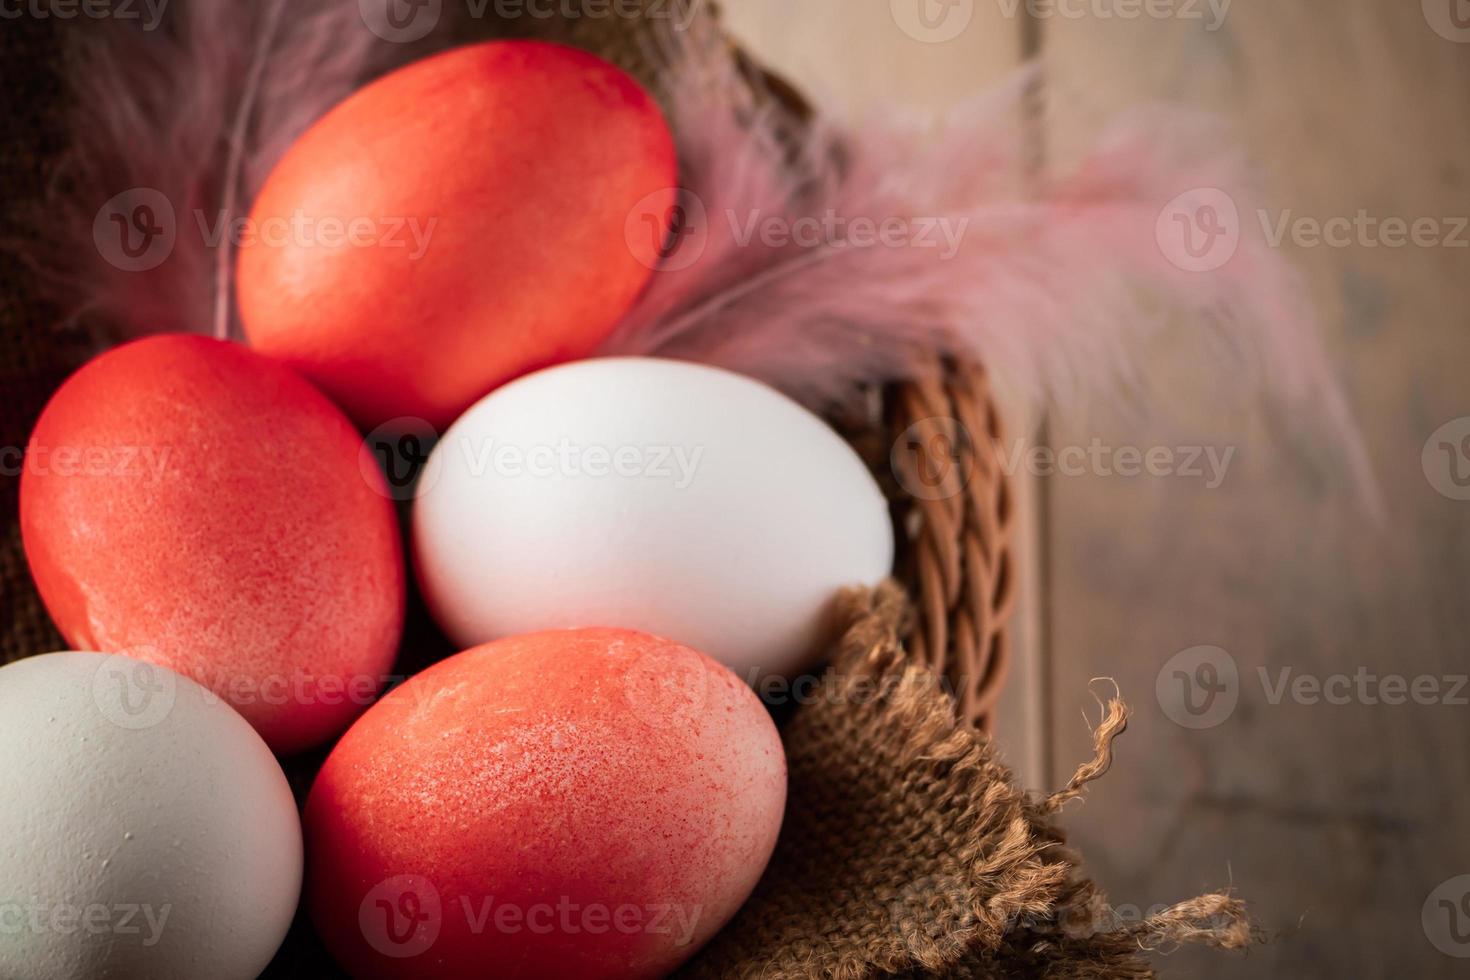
[721,0,1049,787]
[720,0,1022,109]
[1038,2,1470,976]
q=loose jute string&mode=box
[682,583,1253,980]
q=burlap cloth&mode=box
[0,8,1250,978]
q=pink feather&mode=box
[16,8,1372,500]
[18,0,452,344]
[604,31,1376,503]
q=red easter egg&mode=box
[237,40,678,430]
[20,335,404,753]
[305,629,786,980]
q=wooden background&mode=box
[725,2,1470,977]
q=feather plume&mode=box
[604,29,1376,503]
[17,0,452,343]
[15,6,1373,499]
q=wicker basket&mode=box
[883,361,1016,729]
[0,8,1262,980]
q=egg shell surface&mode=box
[20,335,405,753]
[305,628,786,980]
[0,652,303,980]
[237,40,679,429]
[412,357,895,679]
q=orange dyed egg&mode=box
[20,335,404,753]
[305,628,786,980]
[237,41,678,429]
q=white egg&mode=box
[0,652,303,980]
[413,357,894,678]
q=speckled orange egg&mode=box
[19,335,404,753]
[304,628,786,980]
[237,40,678,429]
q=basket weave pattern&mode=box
[887,362,1016,729]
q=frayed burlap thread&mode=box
[681,584,1251,980]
